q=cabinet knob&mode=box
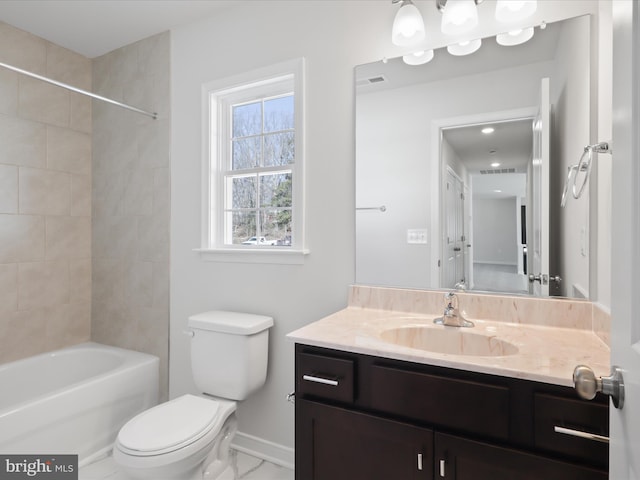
[573,365,625,409]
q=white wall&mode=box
[549,15,592,298]
[169,0,603,464]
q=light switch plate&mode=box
[407,229,428,244]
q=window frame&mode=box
[198,58,307,264]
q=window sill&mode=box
[194,247,310,265]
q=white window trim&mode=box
[197,58,308,265]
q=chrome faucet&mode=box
[433,292,474,328]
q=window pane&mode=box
[264,95,294,132]
[232,137,260,170]
[226,211,256,245]
[261,209,292,246]
[264,132,294,166]
[229,175,256,209]
[233,102,261,137]
[260,172,292,207]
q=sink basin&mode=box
[380,326,519,357]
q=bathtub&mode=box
[0,342,159,466]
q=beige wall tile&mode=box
[69,258,91,303]
[46,43,91,90]
[0,214,45,263]
[0,263,18,313]
[71,173,91,217]
[0,68,18,115]
[46,216,91,260]
[0,114,46,167]
[0,164,18,213]
[0,308,48,363]
[69,93,92,134]
[0,22,47,75]
[18,260,69,310]
[47,126,91,174]
[19,167,71,215]
[45,301,91,351]
[18,76,70,127]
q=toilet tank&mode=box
[187,311,274,401]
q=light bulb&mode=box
[402,49,435,66]
[447,38,482,56]
[392,1,426,47]
[495,0,537,23]
[441,0,479,36]
[496,26,535,46]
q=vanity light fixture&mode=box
[439,0,480,36]
[447,38,482,56]
[391,0,426,47]
[496,26,535,46]
[402,49,435,65]
[481,127,495,134]
[495,0,537,23]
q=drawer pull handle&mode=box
[417,453,423,471]
[303,374,339,386]
[439,459,446,477]
[554,426,609,444]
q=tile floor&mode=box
[80,450,294,480]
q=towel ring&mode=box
[561,164,578,207]
[572,147,592,200]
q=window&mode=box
[200,59,306,264]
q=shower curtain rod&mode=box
[0,61,157,120]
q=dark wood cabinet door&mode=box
[434,432,607,480]
[296,399,433,480]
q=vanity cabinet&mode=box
[295,344,608,480]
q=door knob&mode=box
[573,365,625,409]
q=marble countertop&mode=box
[287,307,610,388]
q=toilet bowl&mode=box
[113,311,274,480]
[113,395,237,480]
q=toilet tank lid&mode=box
[188,310,274,335]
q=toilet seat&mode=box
[117,395,224,456]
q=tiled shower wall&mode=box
[91,32,170,399]
[0,22,92,363]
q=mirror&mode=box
[356,15,598,299]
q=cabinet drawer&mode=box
[370,364,510,440]
[534,393,609,468]
[297,352,354,404]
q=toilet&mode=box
[113,311,274,480]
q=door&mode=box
[609,0,640,477]
[442,169,465,289]
[528,77,550,296]
[296,399,433,480]
[434,432,606,480]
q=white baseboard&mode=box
[231,431,294,470]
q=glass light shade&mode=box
[441,0,479,36]
[447,38,482,56]
[402,49,435,66]
[496,27,535,46]
[392,1,426,47]
[495,0,537,23]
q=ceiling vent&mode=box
[356,75,387,87]
[480,168,516,175]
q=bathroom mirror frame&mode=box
[355,14,602,300]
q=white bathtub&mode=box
[0,342,159,466]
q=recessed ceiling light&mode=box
[482,127,495,134]
[493,189,503,193]
[491,162,501,168]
